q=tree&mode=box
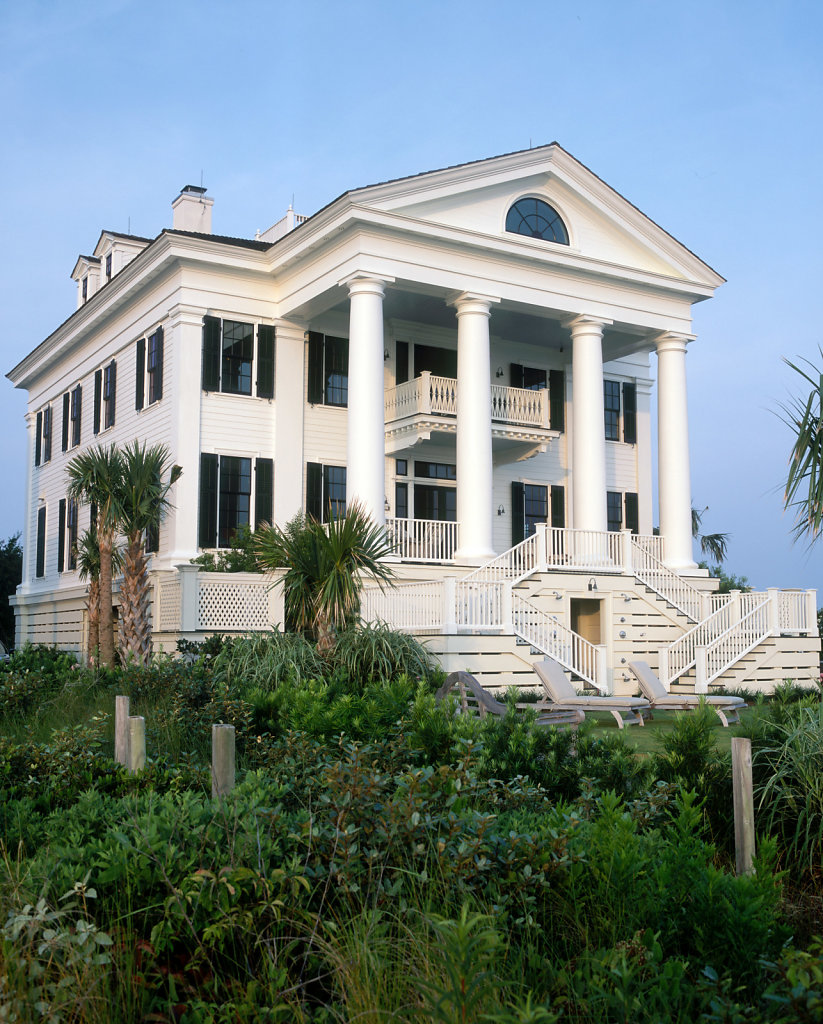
[0,533,23,651]
[691,505,729,564]
[67,444,124,667]
[76,527,122,665]
[117,441,181,665]
[782,355,823,543]
[254,502,396,655]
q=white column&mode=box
[451,292,499,562]
[566,315,611,533]
[635,378,654,535]
[21,411,36,587]
[166,304,204,563]
[344,276,391,526]
[656,332,696,570]
[274,320,306,526]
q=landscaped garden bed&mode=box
[1,638,822,1022]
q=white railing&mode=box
[386,517,458,563]
[456,580,506,629]
[699,601,773,690]
[197,572,276,631]
[778,590,814,633]
[630,539,702,621]
[546,528,623,571]
[361,580,444,632]
[384,372,551,429]
[632,534,665,562]
[154,573,182,633]
[490,384,548,427]
[463,530,542,585]
[662,592,769,687]
[511,591,606,692]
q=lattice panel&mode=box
[156,579,181,632]
[197,580,270,630]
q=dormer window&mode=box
[505,198,569,244]
[105,253,112,281]
[82,276,88,302]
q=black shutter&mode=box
[511,481,525,546]
[396,341,409,385]
[307,332,324,404]
[202,316,221,391]
[622,382,637,444]
[625,492,639,535]
[35,506,46,578]
[154,326,164,401]
[135,337,145,410]
[306,462,322,520]
[136,339,145,411]
[43,407,51,462]
[510,363,524,388]
[35,411,42,466]
[145,521,159,553]
[549,370,565,432]
[106,361,117,428]
[550,485,566,528]
[57,499,66,572]
[255,457,273,526]
[93,370,102,434]
[62,393,70,452]
[257,325,275,399]
[72,386,82,447]
[198,453,219,548]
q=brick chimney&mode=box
[172,185,213,233]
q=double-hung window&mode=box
[57,497,78,573]
[198,453,273,548]
[604,380,637,443]
[136,327,165,410]
[94,361,116,433]
[306,462,347,521]
[35,406,52,466]
[607,491,639,533]
[63,385,82,449]
[307,332,349,406]
[201,316,275,398]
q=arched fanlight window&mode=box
[505,197,569,244]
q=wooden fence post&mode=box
[212,724,236,799]
[128,716,146,774]
[114,695,130,766]
[731,737,755,875]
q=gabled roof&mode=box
[162,228,271,251]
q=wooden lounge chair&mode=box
[533,658,651,729]
[628,660,746,727]
[436,671,584,728]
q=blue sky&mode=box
[1,0,821,592]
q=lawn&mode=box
[585,706,753,756]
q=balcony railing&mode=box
[384,371,549,429]
[386,517,458,562]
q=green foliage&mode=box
[329,621,436,682]
[782,353,823,543]
[191,522,261,573]
[0,644,81,717]
[698,560,752,593]
[0,531,22,651]
[212,630,326,691]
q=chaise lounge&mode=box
[436,670,584,728]
[628,660,747,727]
[533,658,651,729]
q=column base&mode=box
[454,547,497,566]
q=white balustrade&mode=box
[384,373,551,429]
[463,528,543,585]
[386,517,458,563]
[197,572,275,631]
[455,581,506,629]
[546,528,622,571]
[511,591,606,692]
[700,600,773,690]
[361,580,445,632]
[490,384,548,427]
[630,539,702,621]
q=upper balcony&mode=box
[384,371,558,457]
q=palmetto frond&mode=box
[782,354,823,543]
[118,440,182,542]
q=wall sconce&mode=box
[384,348,390,361]
[495,366,504,378]
[620,592,631,602]
[587,578,598,592]
[384,496,390,512]
[497,504,505,516]
[552,590,562,600]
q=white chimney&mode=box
[172,185,213,233]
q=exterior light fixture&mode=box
[495,367,504,378]
[384,348,390,361]
[497,504,505,516]
[587,578,597,591]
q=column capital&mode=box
[166,302,209,330]
[562,313,613,334]
[447,291,501,316]
[274,318,307,341]
[654,331,696,355]
[340,273,394,297]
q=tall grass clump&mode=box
[332,621,436,682]
[212,630,326,690]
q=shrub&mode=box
[331,622,436,683]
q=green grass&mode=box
[584,706,753,756]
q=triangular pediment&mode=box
[346,145,723,288]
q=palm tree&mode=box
[117,441,182,665]
[782,355,823,543]
[67,444,124,667]
[691,505,729,564]
[254,501,396,655]
[76,527,122,665]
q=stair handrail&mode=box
[511,590,606,693]
[661,591,769,687]
[462,528,544,586]
[697,597,774,690]
[630,539,703,621]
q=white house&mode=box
[7,145,819,694]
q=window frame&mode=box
[198,453,274,549]
[70,385,82,448]
[307,332,349,407]
[147,326,164,405]
[102,360,116,430]
[505,197,569,245]
[603,379,637,444]
[202,316,274,399]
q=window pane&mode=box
[523,484,548,537]
[604,380,621,441]
[219,455,252,546]
[324,465,347,520]
[324,336,348,406]
[221,320,253,395]
[607,491,623,532]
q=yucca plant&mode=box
[117,441,181,665]
[255,502,395,655]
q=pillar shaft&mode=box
[345,277,388,525]
[656,333,696,569]
[273,320,306,526]
[452,293,498,562]
[568,315,610,532]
